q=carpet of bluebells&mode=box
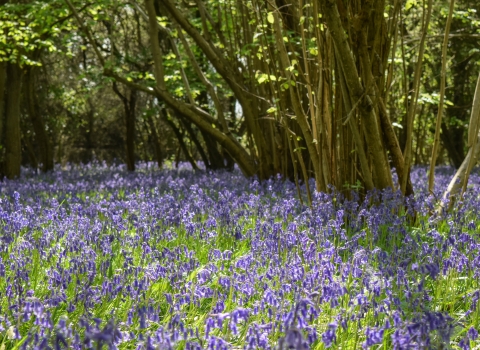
[0,163,480,349]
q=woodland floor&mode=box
[0,164,479,349]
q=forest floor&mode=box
[0,163,479,349]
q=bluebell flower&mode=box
[468,326,478,340]
[322,322,337,348]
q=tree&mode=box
[1,0,478,204]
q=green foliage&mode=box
[0,1,67,65]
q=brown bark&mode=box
[112,82,136,171]
[146,114,163,169]
[323,0,393,190]
[180,119,211,168]
[159,0,268,175]
[355,30,413,195]
[5,62,22,179]
[24,66,53,172]
[162,110,199,170]
[141,0,256,176]
[0,61,6,177]
[22,128,38,170]
[0,62,5,145]
[336,57,374,191]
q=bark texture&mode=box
[5,63,22,179]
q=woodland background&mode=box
[1,0,479,198]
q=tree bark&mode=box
[336,57,374,191]
[162,110,199,170]
[200,129,226,170]
[354,29,413,195]
[112,82,136,171]
[146,114,163,169]
[180,119,211,169]
[0,62,6,178]
[5,62,22,179]
[25,66,54,172]
[438,132,480,213]
[125,89,137,171]
[323,0,393,190]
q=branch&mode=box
[50,2,94,28]
[403,33,480,44]
[64,0,105,66]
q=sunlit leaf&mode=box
[267,12,274,24]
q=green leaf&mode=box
[267,12,274,24]
[266,107,277,114]
[257,75,267,84]
[405,0,417,11]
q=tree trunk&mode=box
[162,109,199,170]
[0,62,6,178]
[146,114,163,169]
[323,0,393,190]
[22,127,38,170]
[112,83,136,171]
[25,66,54,172]
[438,132,480,213]
[126,89,137,171]
[180,118,211,169]
[141,0,256,176]
[5,62,22,179]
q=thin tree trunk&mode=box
[180,119,211,169]
[126,89,137,171]
[461,72,480,194]
[402,0,433,193]
[140,0,256,176]
[429,0,455,193]
[270,6,323,191]
[5,62,22,179]
[146,114,163,169]
[0,62,5,145]
[0,61,6,178]
[162,110,198,170]
[22,127,38,170]
[112,82,136,171]
[336,58,374,191]
[354,29,413,195]
[438,72,480,212]
[438,132,480,213]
